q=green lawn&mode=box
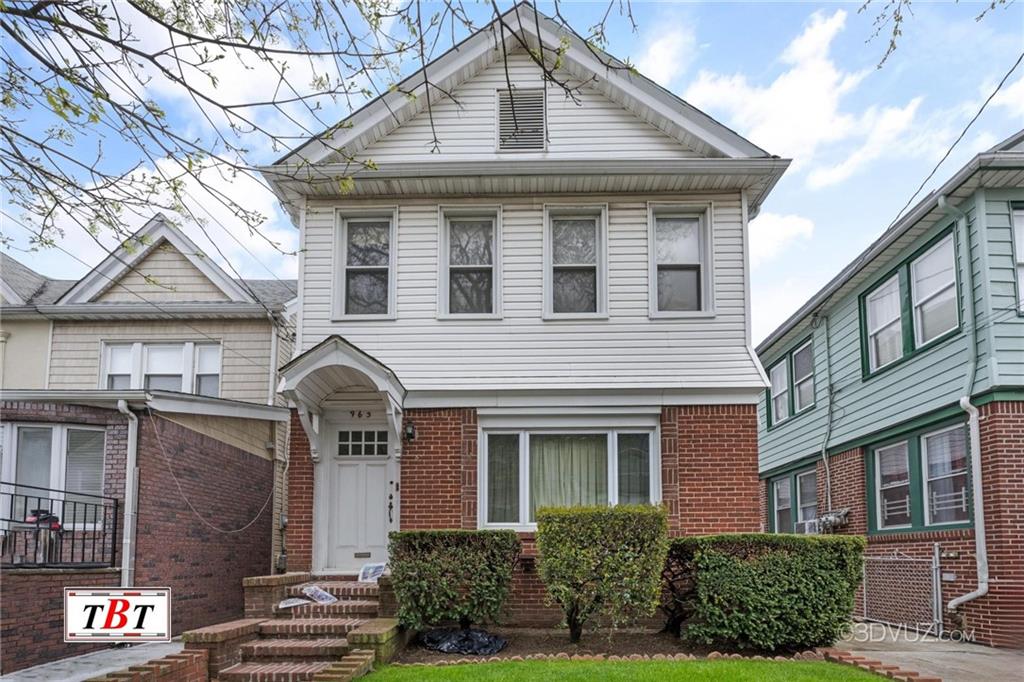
[367,659,876,681]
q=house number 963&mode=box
[349,410,373,419]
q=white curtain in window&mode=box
[529,434,607,520]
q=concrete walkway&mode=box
[1,641,183,682]
[839,626,1024,682]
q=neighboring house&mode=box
[756,131,1024,648]
[260,2,788,625]
[0,216,296,673]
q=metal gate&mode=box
[861,543,942,635]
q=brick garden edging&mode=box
[85,649,208,682]
[389,649,827,667]
[820,647,942,681]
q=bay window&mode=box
[545,207,606,317]
[482,429,659,528]
[441,209,499,316]
[102,342,221,396]
[336,213,396,318]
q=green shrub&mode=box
[388,530,521,630]
[662,533,865,651]
[536,505,669,643]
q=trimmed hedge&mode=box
[662,533,865,651]
[388,530,521,630]
[536,505,669,643]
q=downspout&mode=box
[117,400,139,588]
[267,314,279,406]
[938,194,989,611]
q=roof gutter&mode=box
[939,193,989,613]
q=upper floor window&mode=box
[1013,206,1024,310]
[648,204,712,317]
[544,207,606,318]
[102,342,221,397]
[767,339,815,426]
[440,209,499,317]
[770,467,818,534]
[870,422,970,532]
[497,89,545,151]
[862,231,959,374]
[336,213,396,318]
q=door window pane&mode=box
[487,434,520,524]
[617,434,650,505]
[529,434,607,520]
[877,442,911,527]
[923,427,969,524]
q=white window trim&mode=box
[1,423,107,530]
[100,341,220,394]
[920,424,969,527]
[874,440,912,530]
[866,274,903,372]
[478,426,661,531]
[772,478,791,532]
[910,234,958,348]
[792,340,815,414]
[647,202,715,319]
[493,87,547,153]
[437,205,503,319]
[332,207,399,321]
[542,204,609,320]
[769,360,790,424]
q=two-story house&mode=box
[0,216,295,673]
[260,3,789,624]
[756,130,1024,648]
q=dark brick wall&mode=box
[284,410,314,572]
[134,414,274,635]
[0,568,121,674]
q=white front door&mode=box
[324,426,392,573]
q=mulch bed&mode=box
[394,628,728,664]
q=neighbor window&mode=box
[767,339,815,426]
[652,214,704,312]
[1013,207,1024,309]
[4,424,105,524]
[870,423,970,532]
[442,211,498,316]
[102,342,221,396]
[862,230,959,374]
[546,209,605,316]
[482,430,658,528]
[770,467,818,533]
[339,215,394,317]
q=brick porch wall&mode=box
[133,414,274,635]
[760,401,1024,647]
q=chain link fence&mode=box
[860,543,941,635]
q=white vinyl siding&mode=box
[94,241,230,302]
[866,275,903,371]
[298,193,761,392]
[911,234,957,346]
[354,51,697,164]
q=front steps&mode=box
[220,579,382,682]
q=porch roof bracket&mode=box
[294,397,322,463]
[383,392,403,459]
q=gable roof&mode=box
[756,128,1024,359]
[1,251,54,304]
[276,2,769,167]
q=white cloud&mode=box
[751,273,827,345]
[988,75,1024,118]
[749,212,815,269]
[635,24,697,87]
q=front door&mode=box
[325,426,392,573]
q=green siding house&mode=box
[755,130,1024,648]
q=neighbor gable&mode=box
[94,240,231,303]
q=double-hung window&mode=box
[482,430,659,528]
[545,207,605,317]
[862,231,959,374]
[441,209,499,316]
[102,342,221,396]
[1013,206,1024,310]
[870,423,970,532]
[649,204,711,316]
[770,467,818,533]
[337,213,396,317]
[767,339,815,425]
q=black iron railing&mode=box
[1,482,119,568]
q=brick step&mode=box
[276,600,378,618]
[260,618,368,638]
[219,661,335,682]
[241,638,350,661]
[287,582,379,600]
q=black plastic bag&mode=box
[419,627,508,656]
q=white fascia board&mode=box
[404,387,764,409]
[0,280,24,305]
[57,215,254,305]
[33,303,271,319]
[145,391,290,421]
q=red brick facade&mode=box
[761,401,1024,648]
[284,403,762,626]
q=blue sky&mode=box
[3,1,1023,342]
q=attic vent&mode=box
[497,89,545,150]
